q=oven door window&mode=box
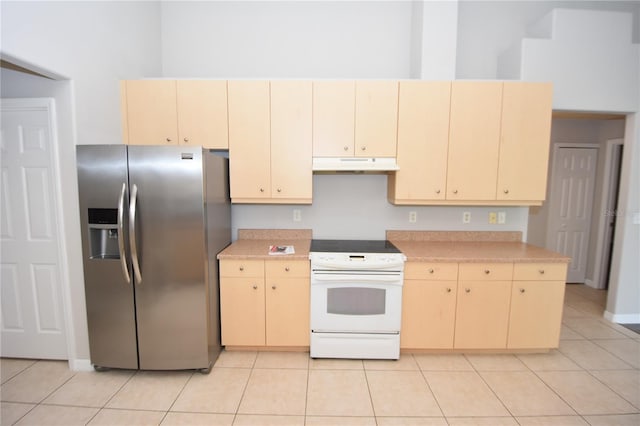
[327,287,386,316]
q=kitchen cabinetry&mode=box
[454,263,513,349]
[446,81,503,201]
[497,82,553,202]
[388,81,451,202]
[507,263,567,349]
[401,262,458,349]
[312,80,398,158]
[220,260,266,346]
[228,80,312,204]
[220,259,310,347]
[265,260,310,346]
[120,80,228,149]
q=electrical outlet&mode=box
[409,211,417,223]
[293,209,302,222]
[463,212,471,224]
[498,211,506,224]
[489,212,497,224]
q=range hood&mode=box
[312,157,399,172]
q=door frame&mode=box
[545,143,599,282]
[1,98,75,366]
[588,138,624,289]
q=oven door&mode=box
[310,272,403,333]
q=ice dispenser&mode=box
[88,208,120,259]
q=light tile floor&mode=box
[2,284,639,426]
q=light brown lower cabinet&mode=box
[220,259,309,347]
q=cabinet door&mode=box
[270,81,312,202]
[401,280,457,349]
[508,281,565,349]
[312,80,355,157]
[447,82,503,200]
[497,82,553,202]
[228,81,271,201]
[355,81,399,157]
[265,277,310,346]
[391,81,451,202]
[454,281,511,349]
[220,277,265,346]
[176,80,229,149]
[124,80,178,145]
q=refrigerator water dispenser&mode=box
[88,208,120,259]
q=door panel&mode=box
[547,147,597,283]
[124,80,178,145]
[1,100,67,359]
[128,145,208,370]
[77,145,138,369]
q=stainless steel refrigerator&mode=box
[76,145,230,372]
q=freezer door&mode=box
[76,145,138,369]
[127,146,209,370]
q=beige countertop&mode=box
[217,229,570,263]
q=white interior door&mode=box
[546,146,598,283]
[1,98,67,359]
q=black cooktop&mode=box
[310,239,401,254]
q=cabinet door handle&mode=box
[272,285,277,290]
[259,188,265,193]
[428,268,435,274]
[465,288,471,293]
[539,269,545,274]
[503,189,509,194]
[252,285,258,290]
[519,288,526,293]
[484,269,491,274]
[183,137,189,143]
[166,137,172,143]
[453,189,458,194]
[361,146,366,151]
[277,188,282,193]
[344,146,349,151]
[285,267,290,272]
[446,287,452,293]
[435,189,441,194]
[239,266,244,271]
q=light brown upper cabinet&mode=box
[312,80,355,157]
[497,82,553,202]
[388,81,451,202]
[447,81,504,201]
[121,80,228,149]
[227,80,272,201]
[354,80,399,157]
[228,80,312,204]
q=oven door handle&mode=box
[311,275,404,284]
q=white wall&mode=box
[1,1,162,364]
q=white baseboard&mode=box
[604,311,640,324]
[68,358,93,372]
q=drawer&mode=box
[459,263,513,281]
[266,260,310,278]
[513,262,568,281]
[404,262,458,280]
[220,260,264,277]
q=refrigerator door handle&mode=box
[117,183,131,284]
[129,184,143,284]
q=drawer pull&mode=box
[446,288,452,293]
[252,285,258,290]
[166,137,172,143]
[435,189,441,194]
[428,268,435,274]
[484,269,491,275]
[259,188,265,193]
[519,288,526,293]
[239,266,244,272]
[465,288,471,293]
[453,189,458,194]
[503,189,509,194]
[272,285,277,290]
[285,267,290,272]
[277,188,282,193]
[539,269,545,274]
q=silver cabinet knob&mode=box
[252,284,258,290]
[277,188,282,193]
[465,288,471,293]
[539,269,545,274]
[285,267,290,272]
[446,288,452,293]
[166,138,172,142]
[361,146,366,151]
[435,189,441,194]
[504,189,509,194]
[453,190,458,194]
[259,188,265,193]
[183,137,189,143]
[428,268,434,274]
[272,285,276,290]
[239,266,244,271]
[519,288,526,293]
[344,146,349,151]
[484,269,491,274]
